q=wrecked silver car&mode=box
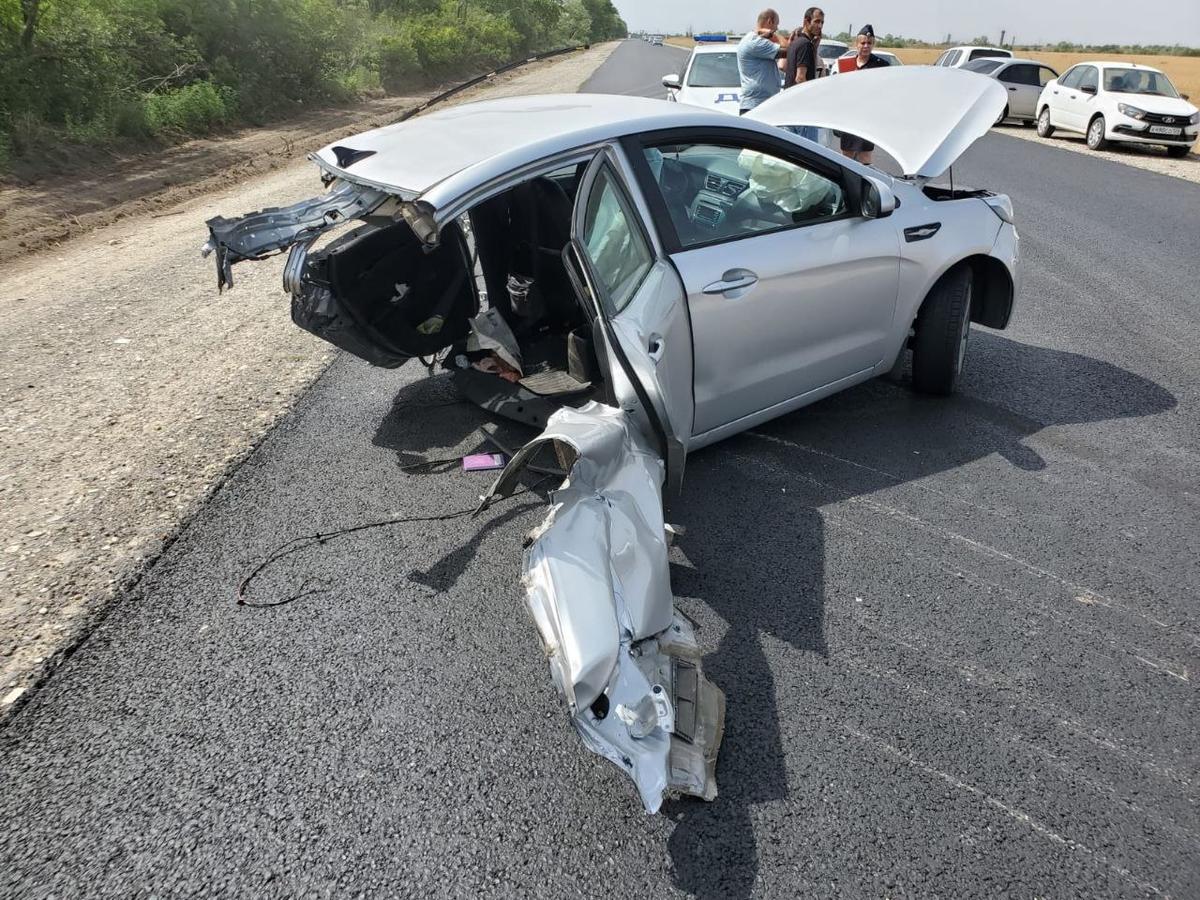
[204,71,1019,811]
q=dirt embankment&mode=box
[0,43,619,713]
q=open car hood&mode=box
[747,66,1007,180]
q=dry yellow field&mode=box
[884,48,1200,98]
[662,38,1200,98]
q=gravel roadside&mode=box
[0,42,619,715]
[991,120,1199,184]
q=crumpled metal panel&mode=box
[481,402,724,812]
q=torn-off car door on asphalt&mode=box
[481,149,724,812]
[201,136,726,812]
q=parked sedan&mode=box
[202,68,1018,814]
[1037,61,1198,156]
[962,57,1059,126]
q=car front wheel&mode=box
[1087,115,1109,150]
[1037,107,1054,137]
[1167,145,1191,159]
[912,264,972,396]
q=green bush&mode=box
[379,33,421,90]
[144,81,234,135]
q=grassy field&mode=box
[662,38,1200,98]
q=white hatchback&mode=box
[1036,61,1198,157]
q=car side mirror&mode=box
[1183,93,1190,101]
[662,74,682,90]
[1081,84,1097,95]
[861,176,896,219]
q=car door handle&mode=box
[1008,86,1017,91]
[702,269,758,296]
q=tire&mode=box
[995,105,1009,126]
[1022,119,1035,128]
[912,264,973,396]
[1036,107,1054,137]
[1087,115,1108,150]
[1167,145,1191,159]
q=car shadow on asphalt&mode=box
[661,331,1177,900]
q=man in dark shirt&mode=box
[783,6,824,88]
[781,7,824,141]
[838,24,889,164]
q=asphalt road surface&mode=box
[3,39,1198,899]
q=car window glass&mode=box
[687,52,740,87]
[968,49,1008,61]
[1038,66,1058,86]
[1004,64,1039,85]
[580,166,653,314]
[644,143,846,249]
[948,50,963,66]
[1103,67,1181,98]
[1078,66,1098,91]
[1059,67,1081,89]
[964,59,1003,74]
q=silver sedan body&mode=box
[202,70,1019,812]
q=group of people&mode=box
[736,7,885,164]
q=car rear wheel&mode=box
[1087,115,1109,150]
[1037,107,1054,137]
[912,264,972,396]
[1167,145,1191,159]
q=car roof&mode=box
[689,44,736,54]
[947,45,1010,52]
[312,94,766,202]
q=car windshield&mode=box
[687,52,740,87]
[962,59,1003,74]
[818,44,846,59]
[1104,67,1180,98]
[969,49,1010,60]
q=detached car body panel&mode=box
[203,72,1019,812]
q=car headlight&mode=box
[1190,112,1200,125]
[1117,103,1146,120]
[984,194,1014,224]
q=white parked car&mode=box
[649,34,663,46]
[663,44,743,115]
[203,68,1018,814]
[1036,61,1198,157]
[961,57,1059,126]
[933,45,1012,68]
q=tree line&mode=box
[0,0,627,168]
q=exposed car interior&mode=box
[648,143,847,246]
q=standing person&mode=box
[837,24,889,164]
[736,9,789,115]
[783,7,824,88]
[782,6,825,141]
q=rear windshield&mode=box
[688,52,740,87]
[962,59,1003,74]
[1103,67,1180,98]
[968,49,1011,61]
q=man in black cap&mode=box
[837,25,889,164]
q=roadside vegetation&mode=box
[0,0,626,172]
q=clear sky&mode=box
[612,0,1200,47]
